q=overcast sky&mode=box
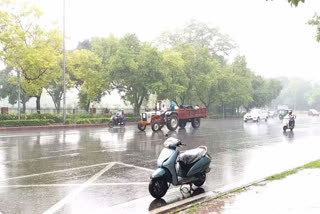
[29,0,320,81]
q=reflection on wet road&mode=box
[0,115,320,213]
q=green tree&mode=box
[0,1,62,113]
[308,13,320,42]
[265,78,283,104]
[157,48,187,104]
[228,56,253,112]
[157,20,235,63]
[193,52,221,109]
[67,49,106,111]
[267,0,305,7]
[110,34,162,114]
[0,68,30,112]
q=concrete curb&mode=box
[0,122,137,131]
[151,178,267,214]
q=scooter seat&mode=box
[178,146,207,165]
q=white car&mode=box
[244,109,268,122]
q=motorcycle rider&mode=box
[288,110,295,127]
[114,110,125,124]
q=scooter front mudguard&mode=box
[151,168,166,179]
[186,155,211,177]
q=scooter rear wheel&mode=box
[193,173,206,187]
[149,178,168,199]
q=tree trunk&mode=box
[222,104,225,119]
[22,102,26,114]
[21,96,27,114]
[56,102,61,114]
[86,101,90,112]
[134,105,140,115]
[36,96,41,114]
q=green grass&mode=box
[303,160,320,168]
[266,168,302,181]
[266,160,320,181]
[253,182,266,187]
[186,204,201,213]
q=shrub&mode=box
[0,114,18,120]
[125,117,140,122]
[75,118,110,124]
[22,113,62,123]
[0,119,55,127]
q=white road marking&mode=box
[43,162,116,214]
[115,162,154,172]
[0,182,149,188]
[0,162,110,182]
[0,162,153,182]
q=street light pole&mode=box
[17,71,20,120]
[63,0,66,124]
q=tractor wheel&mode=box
[179,120,187,128]
[152,122,161,132]
[192,118,201,128]
[167,114,179,131]
[138,123,146,131]
[159,123,164,130]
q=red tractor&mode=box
[137,106,207,132]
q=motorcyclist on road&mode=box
[114,110,125,124]
[288,110,295,127]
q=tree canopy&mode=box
[0,2,284,115]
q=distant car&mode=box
[244,109,268,122]
[268,111,275,118]
[308,109,319,116]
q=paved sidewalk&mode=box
[175,168,320,214]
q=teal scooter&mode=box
[149,137,211,199]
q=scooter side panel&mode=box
[186,155,211,177]
[163,151,179,185]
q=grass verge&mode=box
[266,160,320,181]
[172,159,320,214]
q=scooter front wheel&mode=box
[108,121,114,128]
[149,178,168,199]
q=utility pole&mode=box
[63,0,66,124]
[17,71,21,120]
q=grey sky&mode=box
[29,0,320,81]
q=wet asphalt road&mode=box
[0,115,320,214]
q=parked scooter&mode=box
[283,114,296,132]
[149,137,211,199]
